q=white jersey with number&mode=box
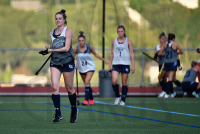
[112,37,131,65]
[76,44,95,73]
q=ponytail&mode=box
[167,33,175,47]
[117,25,126,37]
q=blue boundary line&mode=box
[95,100,200,118]
[43,102,200,129]
[0,109,70,112]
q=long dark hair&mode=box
[191,61,197,68]
[78,31,86,40]
[55,9,67,25]
[117,25,126,37]
[159,31,166,39]
[167,33,175,46]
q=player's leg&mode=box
[120,73,128,106]
[158,69,167,96]
[50,67,62,122]
[166,71,176,98]
[191,82,200,98]
[84,72,95,105]
[158,65,167,97]
[80,73,89,105]
[112,70,120,105]
[173,73,181,87]
[63,70,78,123]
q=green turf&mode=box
[0,97,200,134]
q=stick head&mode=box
[35,71,39,75]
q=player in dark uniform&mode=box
[154,32,167,97]
[182,61,200,98]
[155,32,182,98]
[158,33,183,98]
[40,9,78,123]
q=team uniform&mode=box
[112,37,130,73]
[156,44,166,97]
[112,37,130,105]
[50,26,75,72]
[76,44,95,74]
[162,41,177,97]
[50,26,77,122]
[76,44,95,104]
[156,44,165,71]
[182,69,198,92]
[163,41,178,71]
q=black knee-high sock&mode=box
[88,86,94,100]
[85,86,90,101]
[121,86,128,102]
[112,84,120,97]
[51,94,61,115]
[68,93,77,111]
[174,80,181,87]
[159,80,166,92]
[166,81,173,94]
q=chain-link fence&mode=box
[0,48,197,87]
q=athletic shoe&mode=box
[89,99,95,105]
[171,92,176,98]
[192,91,199,98]
[158,91,166,98]
[52,114,63,122]
[164,93,170,98]
[183,92,187,97]
[82,100,89,105]
[114,97,121,105]
[70,108,78,123]
[119,101,125,106]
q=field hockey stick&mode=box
[159,63,164,75]
[76,68,80,105]
[35,54,52,75]
[104,70,112,77]
[142,52,158,63]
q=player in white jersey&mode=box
[74,31,108,105]
[42,9,77,123]
[108,25,135,106]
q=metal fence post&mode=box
[141,52,145,87]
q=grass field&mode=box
[0,96,200,134]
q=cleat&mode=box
[192,91,199,98]
[170,92,176,98]
[89,99,95,105]
[178,66,182,70]
[82,100,89,105]
[52,114,63,122]
[164,93,170,98]
[183,92,187,97]
[70,108,78,123]
[158,91,166,98]
[119,101,125,106]
[114,97,121,105]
